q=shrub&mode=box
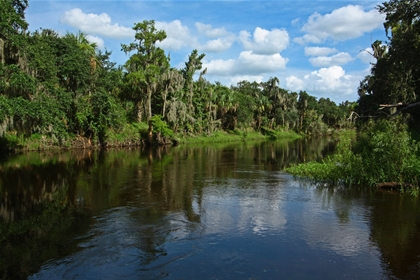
[287,120,420,190]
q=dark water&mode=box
[1,138,420,280]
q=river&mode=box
[1,138,419,279]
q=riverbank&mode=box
[0,123,304,154]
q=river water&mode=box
[1,138,420,279]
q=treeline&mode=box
[0,0,353,150]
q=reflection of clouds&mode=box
[292,185,373,257]
[201,177,287,236]
[300,214,370,257]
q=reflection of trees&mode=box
[309,185,420,279]
[0,139,337,278]
[0,150,94,279]
[368,192,420,279]
[252,137,336,171]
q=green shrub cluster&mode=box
[287,120,420,191]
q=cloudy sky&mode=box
[26,0,387,103]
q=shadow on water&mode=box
[0,138,419,279]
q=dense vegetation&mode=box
[288,0,420,192]
[0,0,354,152]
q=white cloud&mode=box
[286,66,360,101]
[60,8,134,39]
[203,51,288,77]
[238,51,288,74]
[61,10,197,52]
[239,27,289,55]
[285,76,305,91]
[192,22,236,52]
[195,22,231,38]
[155,20,192,50]
[309,52,354,67]
[200,37,235,53]
[86,35,104,49]
[304,47,338,56]
[202,59,236,76]
[294,5,384,44]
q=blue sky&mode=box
[26,0,387,103]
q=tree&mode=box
[181,49,206,115]
[0,0,28,41]
[67,31,99,73]
[297,91,318,133]
[121,20,169,122]
[358,0,420,128]
[159,68,184,119]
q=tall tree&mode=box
[121,20,169,122]
[181,49,206,115]
[358,0,420,127]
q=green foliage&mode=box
[151,114,174,138]
[0,7,353,151]
[121,20,169,122]
[105,122,147,145]
[0,0,28,46]
[0,64,37,98]
[287,121,420,191]
[235,91,255,128]
[353,120,420,186]
[261,126,302,140]
[358,0,420,128]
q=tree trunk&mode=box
[147,86,152,121]
[136,101,143,123]
[162,86,168,118]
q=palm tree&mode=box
[65,31,99,73]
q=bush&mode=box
[151,115,174,138]
[287,120,420,190]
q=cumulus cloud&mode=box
[239,27,289,55]
[309,52,354,67]
[286,66,360,101]
[191,22,237,52]
[86,35,104,49]
[304,46,337,56]
[61,9,197,51]
[294,5,384,44]
[203,51,288,77]
[202,59,236,76]
[155,20,192,50]
[285,76,305,91]
[60,8,134,39]
[200,37,235,53]
[238,51,288,74]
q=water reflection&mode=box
[0,138,419,279]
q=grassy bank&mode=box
[177,128,302,145]
[286,121,420,195]
[0,123,305,153]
